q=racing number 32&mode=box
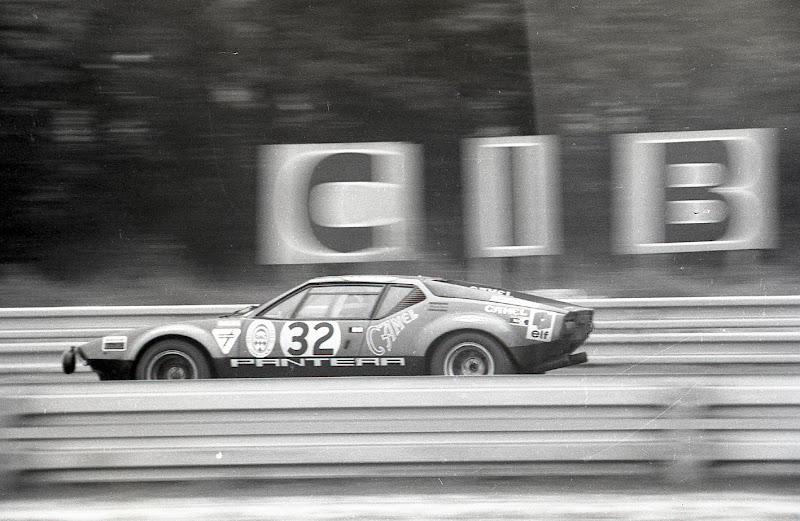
[281,321,341,357]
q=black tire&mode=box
[429,332,515,376]
[135,339,212,380]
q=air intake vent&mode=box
[387,288,426,316]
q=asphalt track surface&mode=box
[1,481,798,521]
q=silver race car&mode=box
[62,275,593,380]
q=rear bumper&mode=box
[507,308,592,373]
[525,351,587,373]
[508,341,589,374]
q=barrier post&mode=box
[666,386,705,485]
[0,393,22,494]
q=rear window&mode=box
[374,285,425,319]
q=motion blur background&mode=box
[2,0,800,305]
[3,4,800,519]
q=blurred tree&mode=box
[0,1,105,275]
[0,0,535,276]
[69,0,535,271]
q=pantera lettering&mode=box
[230,357,406,368]
[367,309,419,356]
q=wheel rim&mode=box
[145,350,199,380]
[442,342,495,376]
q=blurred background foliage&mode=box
[1,0,800,303]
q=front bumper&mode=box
[62,346,134,379]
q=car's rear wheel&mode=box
[429,332,515,376]
[135,340,211,380]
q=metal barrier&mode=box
[572,296,800,374]
[1,296,799,380]
[0,305,245,381]
[1,375,798,484]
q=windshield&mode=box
[220,304,258,317]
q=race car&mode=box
[62,275,593,380]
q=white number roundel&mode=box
[279,321,341,357]
[246,320,276,358]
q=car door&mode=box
[234,284,384,376]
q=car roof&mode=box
[305,275,433,285]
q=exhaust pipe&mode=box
[528,352,587,374]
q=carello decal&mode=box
[258,129,778,264]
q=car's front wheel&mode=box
[429,332,515,376]
[135,340,212,380]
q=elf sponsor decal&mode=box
[245,320,277,357]
[367,309,419,356]
[485,303,557,342]
[212,328,241,354]
[230,357,406,368]
[279,321,342,357]
[526,311,555,341]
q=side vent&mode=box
[387,288,426,316]
[428,302,449,313]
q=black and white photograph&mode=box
[0,1,798,519]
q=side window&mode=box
[295,292,339,319]
[374,285,425,319]
[294,285,383,320]
[258,290,307,319]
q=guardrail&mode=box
[573,296,800,374]
[1,375,798,485]
[0,305,246,382]
[2,296,799,381]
